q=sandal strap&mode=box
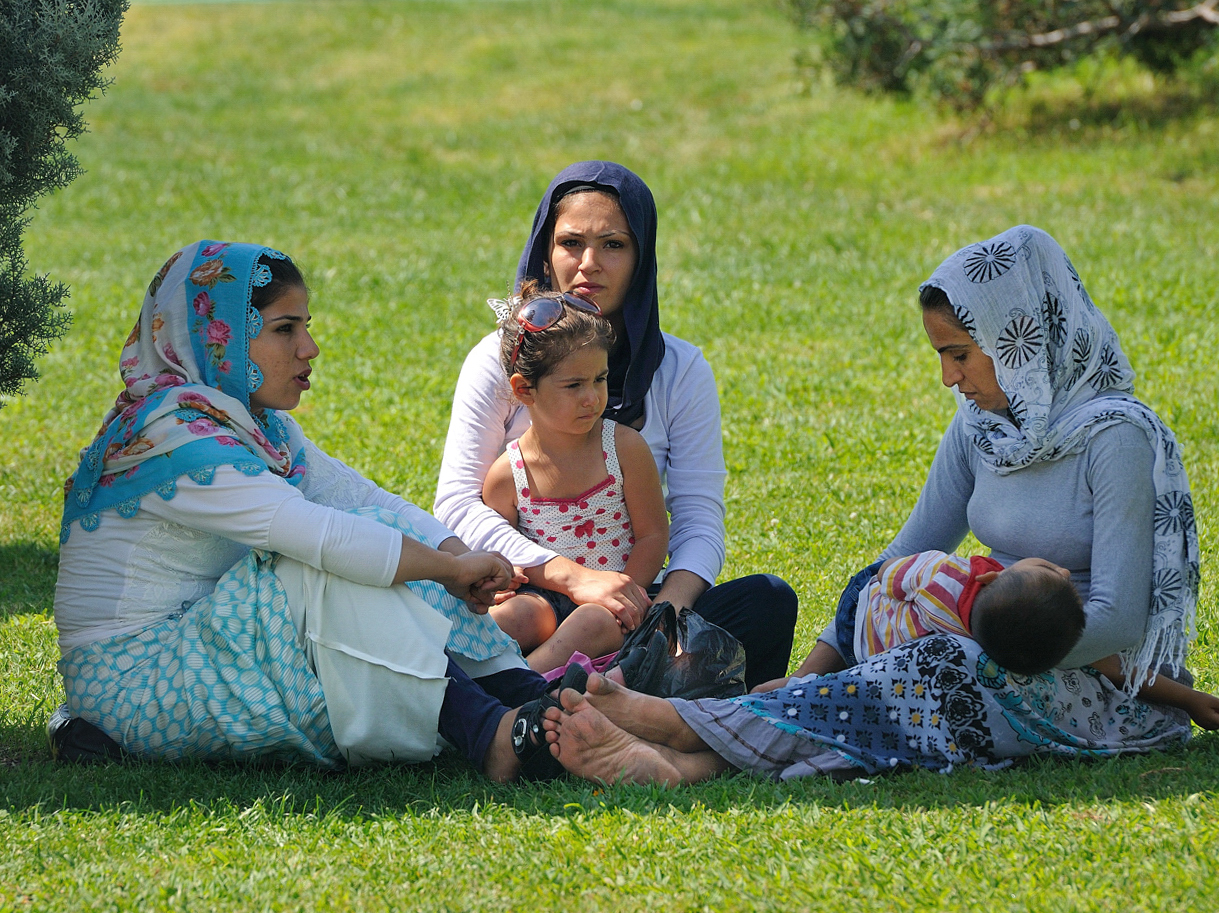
[512,691,565,781]
[510,662,590,782]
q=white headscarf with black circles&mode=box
[921,225,1198,691]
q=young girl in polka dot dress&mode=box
[483,282,669,673]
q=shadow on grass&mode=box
[2,727,1216,820]
[0,542,58,617]
[999,81,1219,136]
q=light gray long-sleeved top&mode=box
[823,413,1155,668]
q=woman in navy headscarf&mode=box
[435,162,797,689]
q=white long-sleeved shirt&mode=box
[54,424,455,651]
[434,331,727,587]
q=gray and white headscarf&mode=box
[921,225,1198,691]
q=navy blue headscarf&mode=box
[515,161,665,427]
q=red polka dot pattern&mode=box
[503,422,643,576]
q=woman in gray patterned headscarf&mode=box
[531,226,1202,786]
[912,224,1197,692]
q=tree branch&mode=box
[990,1,1219,51]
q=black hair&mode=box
[918,283,969,331]
[971,566,1086,676]
[250,254,307,311]
[498,279,615,385]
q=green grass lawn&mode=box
[2,0,1218,908]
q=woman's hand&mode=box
[653,569,711,613]
[750,676,792,694]
[436,551,516,613]
[525,556,651,631]
[568,570,651,631]
[1185,690,1219,731]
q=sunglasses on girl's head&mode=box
[509,292,602,374]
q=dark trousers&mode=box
[667,573,799,690]
[435,659,548,769]
[833,560,884,667]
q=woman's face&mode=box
[922,308,1009,413]
[547,192,637,319]
[247,285,318,412]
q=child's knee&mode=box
[573,602,619,630]
[492,595,556,643]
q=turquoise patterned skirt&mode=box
[60,548,340,765]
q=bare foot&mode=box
[583,671,647,726]
[550,689,683,786]
[578,672,705,751]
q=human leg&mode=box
[525,603,624,673]
[546,671,710,753]
[684,574,798,690]
[435,658,559,782]
[490,593,557,653]
[434,658,522,782]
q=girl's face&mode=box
[514,345,609,437]
[922,308,1008,413]
[547,192,637,319]
[247,285,319,412]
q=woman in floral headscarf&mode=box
[51,241,580,780]
[533,226,1201,785]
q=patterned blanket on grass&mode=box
[673,635,1192,780]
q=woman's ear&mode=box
[509,373,535,404]
[975,571,1001,586]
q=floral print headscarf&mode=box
[921,225,1199,692]
[61,241,307,542]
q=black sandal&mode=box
[46,704,126,764]
[511,664,588,781]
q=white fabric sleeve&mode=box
[298,438,456,549]
[141,467,401,587]
[655,347,727,585]
[433,333,560,568]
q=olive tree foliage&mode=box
[787,0,1219,108]
[0,0,127,404]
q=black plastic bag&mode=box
[608,601,746,700]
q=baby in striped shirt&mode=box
[758,550,1219,731]
[848,551,1082,675]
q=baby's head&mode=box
[971,558,1085,676]
[498,279,616,387]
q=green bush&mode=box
[0,0,126,404]
[788,0,1219,107]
